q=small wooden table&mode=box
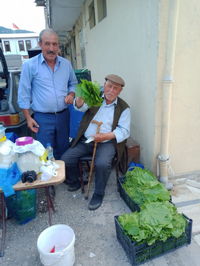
[0,160,65,257]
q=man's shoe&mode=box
[88,193,104,210]
[48,186,55,200]
[63,178,71,185]
[64,178,88,186]
[68,179,81,192]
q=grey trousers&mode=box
[61,137,116,195]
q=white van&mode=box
[4,54,22,69]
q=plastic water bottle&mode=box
[46,143,54,161]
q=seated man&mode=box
[61,74,130,210]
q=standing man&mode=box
[61,74,130,210]
[18,29,78,198]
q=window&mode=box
[25,40,31,51]
[89,1,96,29]
[18,41,25,51]
[97,0,107,22]
[4,41,11,52]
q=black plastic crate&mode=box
[119,176,173,212]
[119,176,140,212]
[74,71,91,84]
[115,215,192,266]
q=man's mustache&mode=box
[107,92,115,96]
[47,51,56,55]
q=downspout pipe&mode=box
[158,0,180,190]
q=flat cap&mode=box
[105,74,125,87]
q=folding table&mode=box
[0,160,65,257]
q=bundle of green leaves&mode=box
[118,201,187,245]
[75,79,103,108]
[123,167,170,206]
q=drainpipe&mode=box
[158,0,180,190]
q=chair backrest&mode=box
[68,104,85,139]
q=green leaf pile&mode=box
[75,79,103,108]
[123,167,170,206]
[118,201,187,245]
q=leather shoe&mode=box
[88,193,105,210]
[68,179,81,192]
[48,186,55,200]
[63,178,71,185]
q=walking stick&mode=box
[85,120,103,200]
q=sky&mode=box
[0,0,46,34]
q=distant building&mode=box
[0,33,39,64]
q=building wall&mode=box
[154,0,200,176]
[82,0,159,171]
[0,35,38,58]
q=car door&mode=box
[0,46,9,93]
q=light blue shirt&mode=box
[18,53,78,113]
[74,96,131,143]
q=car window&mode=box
[0,58,8,89]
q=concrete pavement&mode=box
[0,166,200,266]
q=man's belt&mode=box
[47,109,66,115]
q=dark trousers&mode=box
[34,108,70,160]
[61,138,116,195]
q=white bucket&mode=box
[37,224,75,266]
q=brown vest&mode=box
[71,97,130,162]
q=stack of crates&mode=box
[69,69,91,140]
[74,69,91,84]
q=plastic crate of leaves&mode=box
[119,176,173,212]
[114,215,192,266]
[119,176,140,212]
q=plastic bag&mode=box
[39,149,48,163]
[12,139,45,156]
[0,162,22,197]
[128,162,145,171]
[5,189,36,225]
[40,160,60,181]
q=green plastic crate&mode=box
[5,189,36,225]
[74,69,91,84]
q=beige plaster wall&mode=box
[155,0,200,176]
[82,0,159,171]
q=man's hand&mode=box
[91,132,116,143]
[91,133,105,143]
[75,97,84,108]
[65,92,75,105]
[27,117,39,133]
[65,94,74,105]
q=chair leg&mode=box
[79,161,85,193]
[86,161,90,172]
[115,161,120,192]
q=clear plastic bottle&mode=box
[46,143,55,161]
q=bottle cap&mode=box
[16,137,33,146]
